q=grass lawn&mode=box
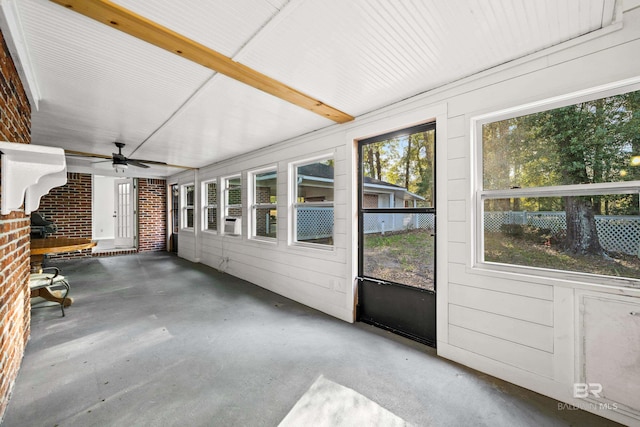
[485,232,640,280]
[363,229,435,290]
[362,228,640,290]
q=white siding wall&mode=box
[170,5,640,424]
[434,6,640,425]
[195,142,353,322]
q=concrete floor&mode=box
[3,253,621,426]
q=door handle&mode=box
[357,276,392,286]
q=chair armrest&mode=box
[40,266,60,279]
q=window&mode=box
[477,83,640,281]
[250,168,277,239]
[292,157,334,246]
[171,184,179,234]
[223,176,242,233]
[203,180,218,232]
[182,184,195,229]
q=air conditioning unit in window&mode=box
[224,217,241,235]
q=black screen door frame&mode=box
[356,122,437,347]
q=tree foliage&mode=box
[362,129,435,206]
[483,89,640,255]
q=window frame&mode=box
[249,166,278,241]
[201,179,218,233]
[181,183,195,231]
[473,78,640,287]
[290,155,335,249]
[222,174,243,236]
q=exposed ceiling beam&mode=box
[49,0,354,124]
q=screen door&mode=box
[357,122,436,347]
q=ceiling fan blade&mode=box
[66,149,196,170]
[126,159,151,169]
[129,158,196,170]
[65,149,112,160]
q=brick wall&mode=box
[255,186,271,236]
[0,29,32,419]
[205,181,217,231]
[138,178,166,252]
[38,176,167,255]
[38,173,93,260]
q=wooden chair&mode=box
[29,267,70,316]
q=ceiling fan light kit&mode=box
[112,162,128,174]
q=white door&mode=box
[114,178,134,248]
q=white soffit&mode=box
[131,75,333,168]
[239,0,614,116]
[0,0,41,109]
[19,0,213,158]
[112,0,290,58]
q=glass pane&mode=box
[206,182,217,205]
[362,128,435,208]
[227,207,242,217]
[255,171,277,204]
[186,185,195,206]
[227,177,241,208]
[297,160,334,202]
[296,206,333,245]
[255,208,277,238]
[172,185,179,233]
[186,207,194,228]
[484,195,640,279]
[363,212,435,290]
[483,90,640,191]
[206,207,217,231]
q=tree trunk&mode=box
[374,148,382,180]
[563,196,603,255]
[366,146,375,179]
[404,138,412,189]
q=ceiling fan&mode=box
[111,142,148,171]
[65,142,193,172]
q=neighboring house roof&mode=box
[298,163,424,201]
[298,162,334,179]
[363,176,405,190]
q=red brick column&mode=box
[138,178,166,252]
[0,29,32,419]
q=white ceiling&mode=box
[2,0,616,177]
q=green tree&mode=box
[483,90,640,256]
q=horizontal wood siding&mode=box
[168,8,640,424]
[449,304,553,352]
[449,325,554,378]
[449,284,553,326]
[190,135,352,322]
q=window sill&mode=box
[250,237,277,245]
[468,261,640,294]
[289,242,335,252]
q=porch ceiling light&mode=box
[113,162,128,174]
